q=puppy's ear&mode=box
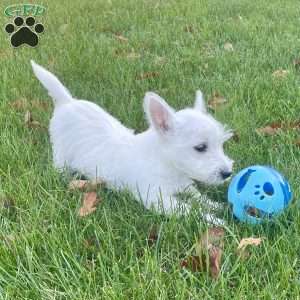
[144,92,175,133]
[194,90,207,113]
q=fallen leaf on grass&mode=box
[137,72,159,80]
[209,245,223,278]
[114,49,141,59]
[256,121,300,136]
[30,100,51,111]
[287,121,300,129]
[184,25,195,33]
[68,179,104,191]
[10,98,28,111]
[272,69,289,79]
[126,52,141,59]
[256,125,279,136]
[293,59,300,70]
[181,227,224,278]
[294,139,300,147]
[83,237,100,250]
[2,234,16,247]
[197,227,224,252]
[114,34,128,42]
[208,92,227,110]
[154,56,167,66]
[237,237,264,259]
[224,42,234,51]
[232,131,240,142]
[0,194,15,216]
[78,192,100,217]
[180,255,202,272]
[11,99,50,112]
[197,227,224,278]
[147,225,159,246]
[237,237,263,249]
[24,111,44,129]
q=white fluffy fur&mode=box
[31,61,233,221]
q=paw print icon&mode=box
[5,16,44,48]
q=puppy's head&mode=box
[144,91,234,185]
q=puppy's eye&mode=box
[194,143,207,153]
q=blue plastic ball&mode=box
[228,165,292,224]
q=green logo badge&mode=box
[4,4,46,48]
[4,4,46,17]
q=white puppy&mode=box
[31,61,233,222]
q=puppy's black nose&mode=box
[220,170,232,180]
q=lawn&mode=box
[1,0,300,299]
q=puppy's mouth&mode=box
[191,175,232,186]
[223,175,232,182]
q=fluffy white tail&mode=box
[31,60,73,107]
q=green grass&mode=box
[1,0,300,298]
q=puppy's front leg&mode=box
[183,185,226,226]
[159,195,191,215]
[185,185,225,210]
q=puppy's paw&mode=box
[201,213,226,227]
[203,198,225,211]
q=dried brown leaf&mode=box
[237,237,263,250]
[209,246,223,278]
[0,195,15,216]
[12,99,50,111]
[83,237,100,250]
[10,98,28,111]
[180,255,203,272]
[2,234,16,246]
[154,56,167,66]
[256,121,300,136]
[181,228,224,278]
[69,180,89,190]
[294,139,300,147]
[31,100,51,111]
[256,125,279,136]
[137,72,159,80]
[126,52,141,59]
[293,59,300,70]
[197,227,225,252]
[224,42,234,51]
[114,48,124,57]
[68,179,104,191]
[147,225,158,246]
[184,25,194,33]
[24,110,44,129]
[195,227,224,278]
[78,192,100,217]
[289,121,300,129]
[24,110,33,124]
[272,69,289,78]
[208,92,227,110]
[114,34,128,42]
[232,131,240,142]
[237,237,264,259]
